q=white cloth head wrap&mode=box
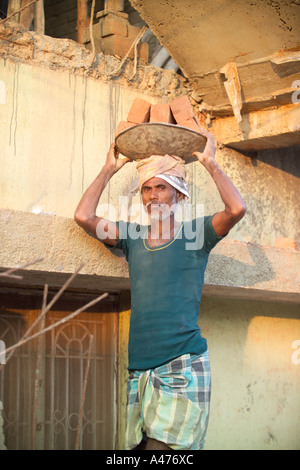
[136,154,190,199]
[155,174,190,199]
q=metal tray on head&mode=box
[115,122,207,162]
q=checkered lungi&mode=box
[124,350,211,450]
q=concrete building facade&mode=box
[0,0,299,450]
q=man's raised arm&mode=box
[74,143,131,246]
[193,130,246,237]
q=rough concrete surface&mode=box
[0,209,299,303]
[0,21,189,99]
[130,0,300,74]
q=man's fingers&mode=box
[198,126,209,136]
[114,144,120,158]
[107,143,116,159]
[197,127,214,140]
[192,151,201,158]
[118,156,132,168]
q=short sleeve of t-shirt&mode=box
[101,220,130,258]
[203,214,224,253]
[183,215,225,253]
[84,221,127,258]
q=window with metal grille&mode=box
[0,290,118,450]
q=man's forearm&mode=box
[203,159,246,217]
[74,143,131,241]
[205,159,246,235]
[193,130,246,235]
[74,142,131,225]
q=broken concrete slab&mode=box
[211,103,300,151]
[129,0,300,113]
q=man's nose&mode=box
[149,189,158,200]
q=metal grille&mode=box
[0,291,118,450]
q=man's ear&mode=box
[176,191,184,203]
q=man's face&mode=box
[141,177,182,221]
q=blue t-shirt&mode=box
[105,215,224,371]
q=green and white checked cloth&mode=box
[124,351,211,450]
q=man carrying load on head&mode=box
[74,127,246,451]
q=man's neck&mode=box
[147,215,180,247]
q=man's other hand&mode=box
[105,143,132,175]
[192,129,217,168]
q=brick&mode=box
[127,24,142,40]
[100,18,127,38]
[82,22,101,43]
[274,238,298,250]
[149,103,175,124]
[127,98,151,124]
[169,95,195,123]
[178,117,201,132]
[85,38,102,53]
[104,0,124,11]
[196,112,207,128]
[96,10,129,20]
[100,35,149,61]
[115,121,135,137]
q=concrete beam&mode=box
[0,209,130,293]
[0,209,299,303]
[211,103,300,152]
[129,0,300,112]
[191,60,300,115]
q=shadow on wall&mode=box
[206,242,276,288]
[199,295,300,450]
[247,145,300,177]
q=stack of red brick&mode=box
[115,95,205,136]
[83,0,148,61]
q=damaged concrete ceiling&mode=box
[130,0,300,118]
